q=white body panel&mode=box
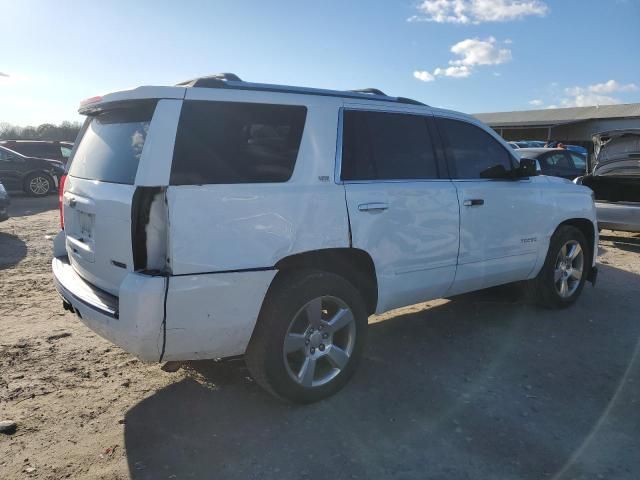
[446,178,543,295]
[53,82,599,365]
[345,181,459,312]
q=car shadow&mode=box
[6,192,59,218]
[124,264,640,480]
[599,233,640,253]
[0,232,28,269]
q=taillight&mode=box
[59,174,67,230]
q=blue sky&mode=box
[2,0,639,125]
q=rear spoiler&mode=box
[78,86,186,115]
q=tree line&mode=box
[0,121,82,142]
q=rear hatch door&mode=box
[63,98,179,295]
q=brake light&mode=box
[59,174,66,230]
[80,95,103,107]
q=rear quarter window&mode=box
[170,101,307,185]
[68,101,156,184]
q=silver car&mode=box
[576,129,640,232]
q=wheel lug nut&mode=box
[319,344,325,352]
[305,339,310,345]
[310,347,315,354]
[322,333,328,339]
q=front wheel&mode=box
[533,225,589,308]
[245,270,368,403]
[24,172,54,197]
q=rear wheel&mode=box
[533,225,589,308]
[246,270,367,403]
[24,172,53,197]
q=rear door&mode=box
[63,99,181,295]
[434,116,542,295]
[340,108,459,313]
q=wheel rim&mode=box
[554,240,584,298]
[283,295,356,388]
[29,176,50,195]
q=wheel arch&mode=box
[274,248,378,315]
[556,218,596,267]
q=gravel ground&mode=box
[1,195,639,480]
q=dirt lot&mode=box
[1,195,639,480]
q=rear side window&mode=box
[341,110,438,181]
[11,143,57,158]
[170,101,307,185]
[69,101,156,184]
[436,118,513,179]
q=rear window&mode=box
[68,101,156,184]
[170,101,307,185]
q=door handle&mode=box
[358,202,389,212]
[463,199,484,207]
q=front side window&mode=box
[341,110,438,181]
[436,118,513,179]
[170,101,307,185]
[570,152,587,170]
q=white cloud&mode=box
[587,79,638,94]
[528,99,543,106]
[409,0,548,24]
[434,65,472,78]
[418,37,511,81]
[562,93,620,108]
[449,36,512,66]
[558,80,638,107]
[413,70,435,82]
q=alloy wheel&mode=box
[554,240,584,298]
[29,176,50,195]
[283,295,356,388]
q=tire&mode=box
[24,172,54,197]
[533,225,590,309]
[245,269,368,404]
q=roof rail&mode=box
[349,88,387,96]
[175,73,427,106]
[176,73,243,88]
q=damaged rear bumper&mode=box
[52,255,276,363]
[53,255,166,362]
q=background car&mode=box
[508,140,546,149]
[576,129,640,232]
[0,180,10,221]
[0,145,64,196]
[0,140,74,164]
[544,141,588,156]
[516,148,587,179]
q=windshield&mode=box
[68,101,156,184]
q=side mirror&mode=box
[517,158,538,177]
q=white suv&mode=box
[53,74,598,403]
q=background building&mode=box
[474,103,640,152]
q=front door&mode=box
[0,148,23,189]
[340,108,460,312]
[433,116,542,295]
